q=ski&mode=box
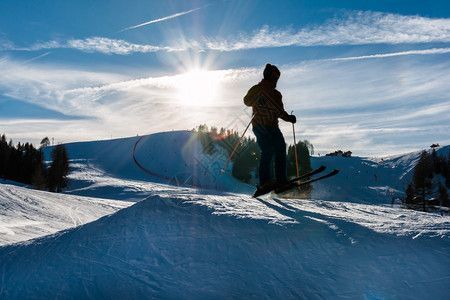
[274,169,339,195]
[252,165,327,198]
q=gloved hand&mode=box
[287,114,296,124]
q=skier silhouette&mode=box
[244,63,296,192]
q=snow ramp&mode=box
[0,195,449,299]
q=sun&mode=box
[176,69,220,107]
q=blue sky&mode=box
[1,0,449,156]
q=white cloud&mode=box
[205,11,450,50]
[0,38,15,51]
[0,56,128,115]
[1,37,181,54]
[31,37,181,54]
[3,11,449,55]
[277,56,450,155]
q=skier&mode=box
[244,63,296,193]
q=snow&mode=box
[0,130,449,299]
[0,183,132,246]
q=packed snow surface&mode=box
[0,131,449,299]
[0,183,131,246]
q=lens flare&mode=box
[176,69,220,107]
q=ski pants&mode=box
[252,125,288,185]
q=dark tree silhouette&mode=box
[40,137,50,148]
[0,134,10,179]
[48,144,70,192]
[0,135,46,185]
[413,151,434,211]
[231,136,260,183]
[287,140,313,178]
[405,183,415,207]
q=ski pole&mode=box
[292,111,300,181]
[220,113,255,176]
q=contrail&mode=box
[0,52,52,75]
[21,52,52,64]
[118,3,213,33]
[327,48,450,61]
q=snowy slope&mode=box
[47,130,449,205]
[0,195,449,299]
[43,131,252,199]
[0,183,132,246]
[0,131,449,299]
[44,130,449,204]
[311,146,450,203]
[1,131,252,246]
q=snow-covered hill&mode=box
[0,183,131,246]
[311,145,450,203]
[45,131,252,199]
[0,194,448,299]
[0,131,449,299]
[44,130,450,204]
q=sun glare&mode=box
[176,69,220,106]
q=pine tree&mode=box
[6,145,21,182]
[284,140,314,199]
[0,134,9,179]
[231,136,259,183]
[31,150,47,190]
[405,183,415,207]
[48,144,70,192]
[431,149,440,174]
[445,149,450,189]
[40,137,50,148]
[413,151,434,211]
[287,140,313,178]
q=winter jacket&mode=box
[244,79,287,128]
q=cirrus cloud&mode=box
[31,37,182,54]
[205,11,450,51]
[2,11,449,55]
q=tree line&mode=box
[193,125,313,196]
[0,134,70,192]
[405,149,450,211]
